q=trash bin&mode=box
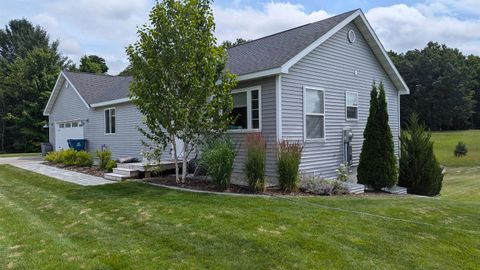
[41,142,53,156]
[67,139,88,151]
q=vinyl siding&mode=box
[228,77,277,182]
[48,79,90,148]
[281,21,400,179]
[48,77,170,160]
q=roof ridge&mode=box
[226,9,359,50]
[63,69,132,79]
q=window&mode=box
[59,123,65,128]
[72,122,78,127]
[65,122,71,128]
[346,91,358,120]
[229,87,261,131]
[104,108,116,134]
[304,86,325,140]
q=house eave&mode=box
[90,97,131,108]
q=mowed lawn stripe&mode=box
[0,164,479,269]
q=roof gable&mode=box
[226,10,357,76]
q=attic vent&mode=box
[347,29,356,43]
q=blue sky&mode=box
[1,0,479,74]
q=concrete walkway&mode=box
[0,156,114,186]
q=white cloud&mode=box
[366,4,480,55]
[214,2,330,42]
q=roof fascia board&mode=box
[281,10,362,73]
[43,72,63,116]
[91,97,131,108]
[236,67,283,82]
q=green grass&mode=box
[0,164,478,269]
[0,152,40,158]
[431,130,480,167]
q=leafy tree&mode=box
[358,82,397,190]
[0,19,66,152]
[118,65,132,76]
[126,0,237,182]
[467,54,480,128]
[399,113,443,196]
[389,42,476,130]
[79,55,108,74]
[221,38,250,49]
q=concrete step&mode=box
[113,167,139,177]
[343,182,365,194]
[382,186,408,194]
[104,173,130,181]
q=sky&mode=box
[0,0,479,74]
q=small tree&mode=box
[126,0,236,183]
[399,113,443,196]
[358,82,398,190]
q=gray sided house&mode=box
[43,9,409,182]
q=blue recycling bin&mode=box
[68,139,87,151]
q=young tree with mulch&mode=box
[126,0,237,183]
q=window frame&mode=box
[303,86,326,141]
[345,91,359,121]
[104,107,116,135]
[227,86,262,133]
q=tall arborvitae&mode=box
[376,82,398,188]
[358,82,380,187]
[399,113,443,196]
[358,82,398,190]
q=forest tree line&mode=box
[0,19,479,153]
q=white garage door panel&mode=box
[55,121,84,150]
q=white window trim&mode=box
[345,91,359,121]
[227,85,262,133]
[104,107,116,135]
[303,86,326,142]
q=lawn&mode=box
[0,152,40,158]
[0,164,478,269]
[431,129,480,167]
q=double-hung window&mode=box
[346,91,358,120]
[304,86,325,140]
[104,108,116,134]
[229,87,261,131]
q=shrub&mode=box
[96,149,113,170]
[75,151,93,167]
[300,175,348,195]
[336,163,350,182]
[44,151,61,163]
[244,133,266,192]
[399,113,443,196]
[276,140,303,192]
[62,149,78,166]
[200,136,236,190]
[105,160,117,173]
[358,82,397,190]
[454,141,468,157]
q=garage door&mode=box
[55,121,84,150]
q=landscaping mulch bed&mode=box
[145,176,322,196]
[44,162,105,177]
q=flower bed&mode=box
[44,162,105,177]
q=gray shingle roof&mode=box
[63,10,358,105]
[226,9,358,76]
[63,71,132,105]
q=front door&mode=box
[55,121,84,150]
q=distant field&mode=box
[0,152,40,158]
[431,130,480,167]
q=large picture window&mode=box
[346,91,358,120]
[104,108,116,134]
[229,87,261,131]
[304,86,325,140]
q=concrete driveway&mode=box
[0,156,114,186]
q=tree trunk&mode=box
[182,143,188,182]
[171,134,180,183]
